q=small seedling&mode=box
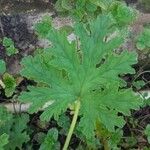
[0,59,17,97]
[136,27,150,53]
[3,37,18,56]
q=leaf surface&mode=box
[19,14,141,141]
[40,128,60,150]
[0,133,9,150]
[0,60,6,74]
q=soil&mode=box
[0,0,54,74]
[0,14,37,74]
[0,0,54,14]
[0,0,73,74]
[125,0,138,4]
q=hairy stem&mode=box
[63,100,80,150]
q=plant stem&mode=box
[63,100,81,150]
[0,79,5,88]
[96,121,110,150]
[103,140,110,150]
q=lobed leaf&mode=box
[0,133,9,150]
[19,14,142,141]
[3,37,18,56]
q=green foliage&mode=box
[132,80,146,90]
[39,128,60,150]
[55,0,112,15]
[3,73,16,97]
[35,16,52,38]
[124,136,137,148]
[0,133,9,150]
[0,106,13,127]
[108,129,123,149]
[19,14,141,146]
[110,2,137,26]
[136,27,150,52]
[0,60,6,75]
[6,114,30,150]
[57,114,70,135]
[0,59,16,97]
[55,0,136,26]
[144,147,150,150]
[0,106,30,150]
[3,37,18,56]
[34,132,46,145]
[144,124,150,144]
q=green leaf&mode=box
[19,14,142,142]
[3,73,16,97]
[0,60,6,74]
[0,113,30,150]
[61,0,73,10]
[90,0,113,10]
[57,114,70,135]
[79,88,140,139]
[108,129,123,150]
[3,37,18,56]
[136,42,146,50]
[144,124,150,144]
[143,146,150,150]
[95,51,137,85]
[86,2,97,12]
[34,132,46,144]
[35,16,52,38]
[74,14,123,68]
[55,0,67,12]
[0,106,13,127]
[7,114,30,150]
[136,27,150,52]
[133,80,145,90]
[0,133,9,150]
[125,136,137,147]
[111,2,137,26]
[39,128,60,150]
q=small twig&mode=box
[136,91,145,100]
[133,70,150,82]
[19,103,22,114]
[138,114,150,120]
[0,79,5,88]
[12,99,17,114]
[142,76,148,82]
[130,128,143,134]
[0,16,4,37]
[140,115,150,124]
[144,81,150,86]
[136,124,145,130]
